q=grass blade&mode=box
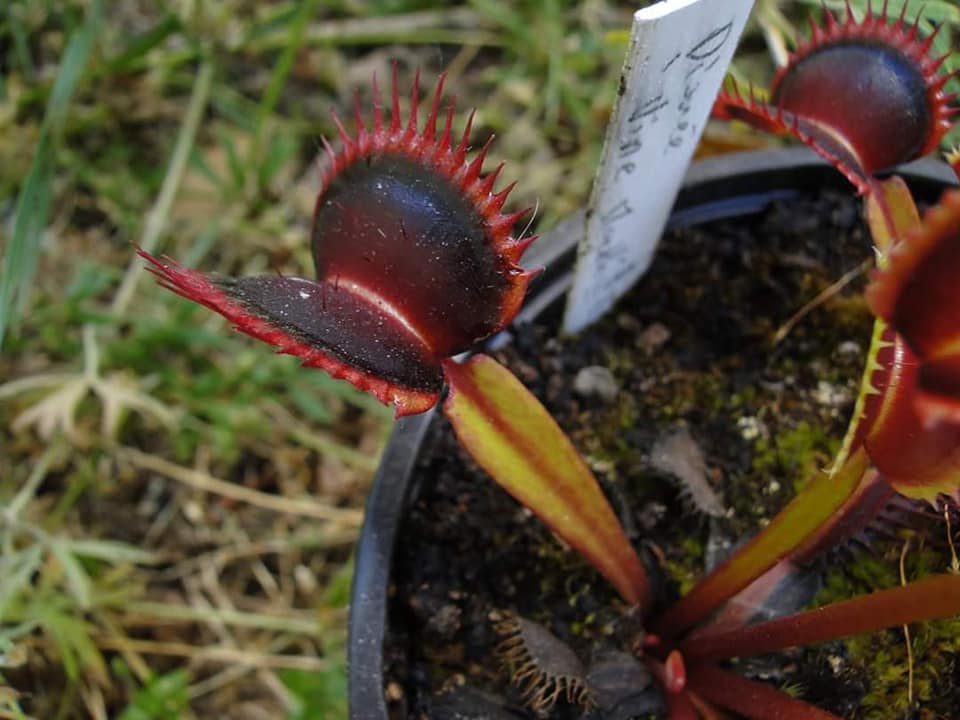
[0,546,45,620]
[249,0,320,188]
[66,539,157,565]
[49,540,93,611]
[6,441,65,519]
[0,0,104,346]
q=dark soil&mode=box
[381,188,946,719]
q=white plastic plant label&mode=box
[563,0,754,334]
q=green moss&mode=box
[814,540,960,717]
[662,557,700,597]
[751,421,839,494]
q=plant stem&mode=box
[115,446,364,526]
[111,60,214,316]
[123,601,322,636]
[680,573,960,662]
[653,447,870,639]
[686,663,842,720]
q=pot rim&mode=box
[346,146,957,720]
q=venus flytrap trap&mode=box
[141,6,960,718]
[714,2,956,197]
[495,613,592,715]
[867,188,960,425]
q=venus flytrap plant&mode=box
[141,6,960,716]
[139,66,653,612]
[635,4,960,715]
[658,2,960,640]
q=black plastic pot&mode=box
[346,147,957,720]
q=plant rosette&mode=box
[355,149,958,720]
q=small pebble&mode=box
[813,380,850,408]
[737,415,766,441]
[637,322,671,354]
[425,604,462,639]
[837,340,861,356]
[586,650,656,716]
[573,365,619,402]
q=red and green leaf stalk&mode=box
[442,355,651,608]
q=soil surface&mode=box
[382,188,954,719]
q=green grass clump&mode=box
[815,538,960,718]
[751,420,839,495]
[0,1,637,716]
